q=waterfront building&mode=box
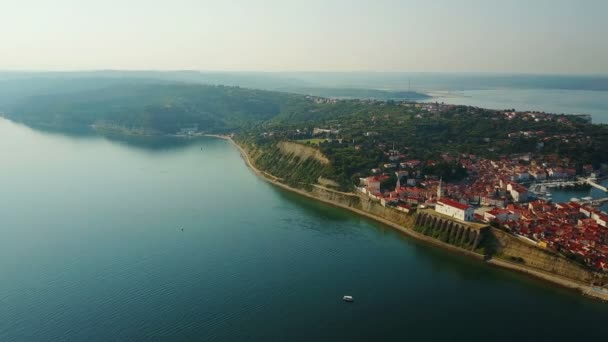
[435,198,475,222]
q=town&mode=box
[246,98,608,273]
[356,147,608,272]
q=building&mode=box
[507,183,529,203]
[435,198,475,222]
[313,128,339,135]
[483,208,520,223]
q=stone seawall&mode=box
[491,228,605,285]
[305,179,608,301]
[306,186,414,227]
[414,211,486,251]
[305,185,487,260]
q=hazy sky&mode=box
[1,0,606,73]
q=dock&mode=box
[583,178,608,192]
[528,178,607,203]
[528,178,607,193]
[578,197,608,206]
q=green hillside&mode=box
[5,83,306,133]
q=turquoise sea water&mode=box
[1,117,608,341]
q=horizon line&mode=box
[1,69,608,77]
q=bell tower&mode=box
[437,178,443,200]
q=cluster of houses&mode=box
[483,200,608,271]
[306,96,340,105]
[361,149,599,211]
[356,147,608,270]
[363,150,588,202]
[503,110,592,124]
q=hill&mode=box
[3,83,307,133]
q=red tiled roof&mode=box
[438,198,470,210]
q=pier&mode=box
[583,178,608,192]
[578,197,608,206]
[528,178,608,204]
[528,179,587,198]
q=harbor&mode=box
[528,177,608,205]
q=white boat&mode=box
[342,295,354,302]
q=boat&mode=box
[342,295,354,302]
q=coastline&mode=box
[209,134,608,302]
[207,135,484,259]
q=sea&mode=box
[1,117,608,341]
[422,88,608,124]
[277,72,608,123]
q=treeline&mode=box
[5,83,308,133]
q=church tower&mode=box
[395,171,401,191]
[437,178,443,200]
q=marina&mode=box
[528,177,608,204]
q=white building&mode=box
[507,183,529,203]
[435,198,475,222]
[313,128,339,135]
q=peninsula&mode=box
[4,80,608,300]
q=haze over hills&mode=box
[2,71,608,135]
[3,71,608,128]
[0,71,431,105]
[3,71,608,89]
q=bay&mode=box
[1,117,608,341]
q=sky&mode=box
[1,0,606,74]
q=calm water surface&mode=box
[422,89,608,123]
[1,118,608,341]
[552,184,608,212]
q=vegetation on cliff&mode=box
[241,141,335,190]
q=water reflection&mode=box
[98,131,197,150]
[1,117,205,151]
[273,189,354,222]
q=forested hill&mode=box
[4,78,608,189]
[3,83,312,133]
[2,80,427,134]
